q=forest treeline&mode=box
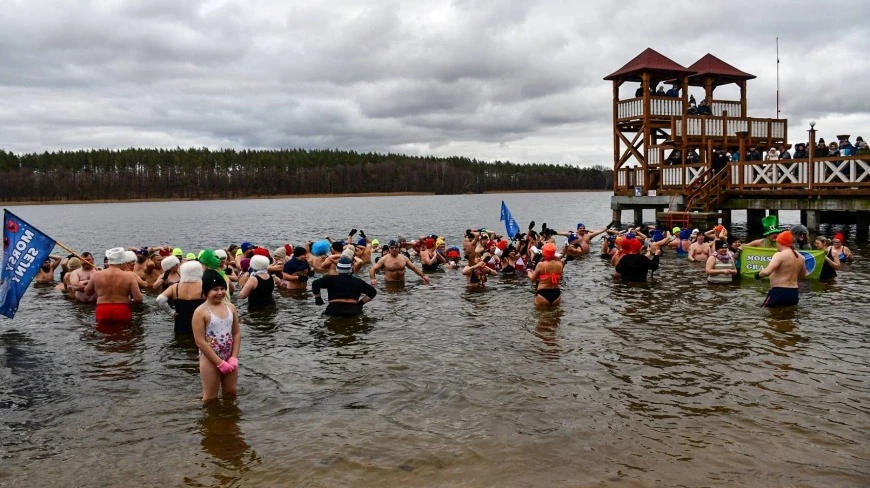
[0,148,613,202]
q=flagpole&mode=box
[53,240,89,264]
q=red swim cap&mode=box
[542,243,556,259]
[622,238,643,254]
[776,230,794,247]
[425,238,436,249]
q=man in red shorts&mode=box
[85,247,143,327]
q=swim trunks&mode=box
[536,288,561,304]
[95,302,132,325]
[762,287,799,307]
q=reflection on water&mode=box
[185,399,260,487]
[532,308,563,360]
[2,194,869,486]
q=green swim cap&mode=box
[199,249,221,269]
[185,252,196,260]
[172,247,183,256]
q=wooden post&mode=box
[704,77,713,105]
[737,131,748,191]
[642,72,651,193]
[739,80,747,117]
[681,75,689,149]
[707,138,714,174]
[613,80,620,193]
[722,110,729,149]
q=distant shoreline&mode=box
[2,189,608,207]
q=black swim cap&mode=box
[293,246,307,257]
[201,269,225,296]
[388,240,398,247]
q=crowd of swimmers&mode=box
[31,219,855,400]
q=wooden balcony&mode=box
[673,116,786,140]
[614,155,870,198]
[617,97,743,121]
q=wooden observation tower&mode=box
[604,48,870,238]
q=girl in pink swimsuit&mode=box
[192,268,241,402]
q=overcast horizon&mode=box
[1,0,868,166]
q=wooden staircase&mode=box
[662,167,730,229]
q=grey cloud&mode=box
[0,0,868,165]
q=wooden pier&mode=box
[604,48,870,239]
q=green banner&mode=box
[740,246,825,280]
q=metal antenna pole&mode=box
[776,37,780,119]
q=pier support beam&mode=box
[612,207,622,225]
[804,210,821,235]
[767,209,779,219]
[747,209,766,235]
[720,209,732,229]
[858,212,870,242]
[633,208,643,226]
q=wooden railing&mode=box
[710,100,741,117]
[615,167,646,192]
[674,117,786,139]
[618,98,643,119]
[617,96,688,120]
[730,157,870,190]
[661,163,707,188]
[618,98,745,120]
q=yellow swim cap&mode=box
[172,247,183,256]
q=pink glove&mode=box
[217,360,235,375]
[227,357,239,369]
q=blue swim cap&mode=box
[651,230,664,241]
[357,238,367,246]
[312,240,330,256]
[626,232,636,240]
[567,233,579,243]
[679,229,692,240]
[577,222,585,229]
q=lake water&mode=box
[2,191,869,487]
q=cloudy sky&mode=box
[1,0,867,166]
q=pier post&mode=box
[747,209,765,235]
[857,212,870,242]
[721,209,732,229]
[633,208,644,226]
[767,209,779,220]
[805,210,821,235]
[612,207,622,225]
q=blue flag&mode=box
[500,201,520,239]
[1,210,56,319]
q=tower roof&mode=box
[686,53,756,87]
[604,48,694,82]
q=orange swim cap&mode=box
[542,242,556,259]
[776,230,794,247]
